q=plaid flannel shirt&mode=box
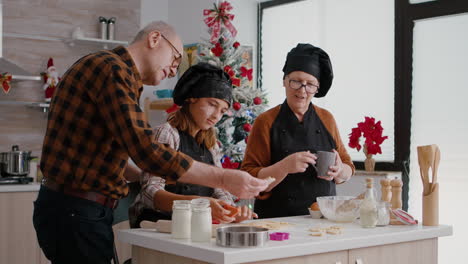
[40,46,193,199]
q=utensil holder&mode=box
[422,183,439,226]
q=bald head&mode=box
[131,21,177,44]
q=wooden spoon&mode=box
[417,145,436,195]
[432,146,440,184]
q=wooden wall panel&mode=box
[0,0,140,156]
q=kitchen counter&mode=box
[117,215,452,264]
[0,183,40,192]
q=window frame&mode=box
[257,0,468,210]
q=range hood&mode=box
[0,1,40,81]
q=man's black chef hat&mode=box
[173,62,233,106]
[282,43,333,98]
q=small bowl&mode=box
[316,196,362,223]
[308,208,323,219]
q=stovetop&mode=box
[0,176,33,184]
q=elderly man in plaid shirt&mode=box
[33,21,269,264]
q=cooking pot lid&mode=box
[1,145,31,155]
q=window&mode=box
[260,0,395,163]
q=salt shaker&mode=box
[380,178,392,203]
[107,17,116,40]
[191,198,212,242]
[171,200,191,239]
[99,16,107,39]
[376,201,390,226]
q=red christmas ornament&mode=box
[243,123,252,132]
[233,41,240,49]
[253,97,262,105]
[244,135,249,143]
[211,42,224,57]
[221,156,240,169]
[231,77,240,87]
[232,102,241,111]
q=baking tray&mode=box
[216,226,269,247]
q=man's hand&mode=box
[178,161,269,198]
[221,169,269,199]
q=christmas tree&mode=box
[198,1,267,167]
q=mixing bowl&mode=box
[316,196,362,222]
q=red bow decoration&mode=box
[203,1,238,43]
[240,66,253,81]
[221,156,239,169]
[1,72,12,94]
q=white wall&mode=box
[139,0,259,126]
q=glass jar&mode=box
[171,200,191,239]
[376,201,390,226]
[360,178,378,228]
[191,198,212,242]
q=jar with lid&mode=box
[171,200,191,239]
[191,198,212,242]
[107,17,116,40]
[99,16,107,39]
[360,178,378,228]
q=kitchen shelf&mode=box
[4,32,128,49]
[65,37,128,49]
[0,100,50,112]
[149,98,173,110]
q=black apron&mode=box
[255,101,337,218]
[135,131,215,225]
[164,131,215,197]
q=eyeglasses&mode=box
[161,34,182,69]
[287,78,319,94]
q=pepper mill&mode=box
[390,178,404,225]
[380,178,392,203]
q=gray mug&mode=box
[314,151,336,177]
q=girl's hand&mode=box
[233,205,258,223]
[210,199,235,223]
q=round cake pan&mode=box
[216,226,269,247]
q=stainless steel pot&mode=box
[216,226,269,247]
[0,145,34,176]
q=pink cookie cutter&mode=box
[269,232,290,241]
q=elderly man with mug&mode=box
[33,21,269,264]
[241,43,355,219]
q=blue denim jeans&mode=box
[33,185,114,264]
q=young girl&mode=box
[129,62,256,228]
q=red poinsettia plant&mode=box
[348,117,388,155]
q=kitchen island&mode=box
[117,215,452,264]
[0,183,49,263]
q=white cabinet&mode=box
[0,191,49,264]
[348,239,436,264]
